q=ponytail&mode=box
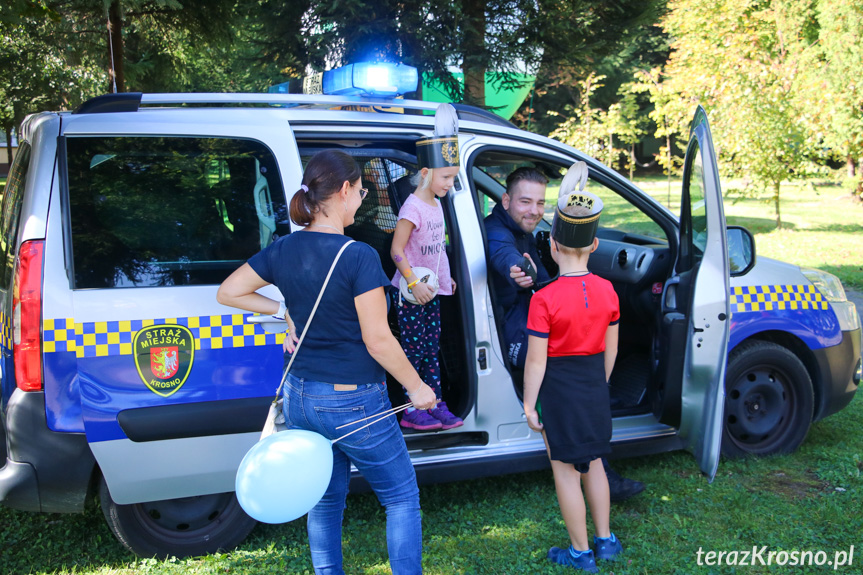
[289,150,361,227]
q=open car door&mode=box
[664,107,730,480]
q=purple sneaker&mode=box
[429,401,463,430]
[400,409,443,431]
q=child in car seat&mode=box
[390,103,463,431]
[522,161,623,572]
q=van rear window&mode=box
[65,137,287,288]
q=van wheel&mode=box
[722,341,814,457]
[99,476,257,558]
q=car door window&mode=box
[679,142,707,272]
[65,137,286,288]
[472,155,666,242]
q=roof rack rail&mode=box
[74,93,143,114]
[451,103,517,129]
[71,93,517,128]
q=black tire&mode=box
[722,340,814,457]
[99,476,257,558]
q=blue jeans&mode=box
[284,374,422,575]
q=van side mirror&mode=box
[727,226,755,276]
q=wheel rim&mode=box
[725,363,797,454]
[131,492,238,541]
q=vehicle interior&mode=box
[298,140,683,434]
[467,150,679,419]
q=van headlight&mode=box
[801,268,847,302]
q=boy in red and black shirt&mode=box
[523,162,623,572]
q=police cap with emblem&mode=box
[551,161,603,249]
[417,103,459,169]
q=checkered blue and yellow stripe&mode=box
[42,314,286,358]
[1,310,12,350]
[731,284,828,313]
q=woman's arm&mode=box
[522,335,549,432]
[217,263,298,351]
[355,287,437,409]
[217,263,277,314]
[604,323,619,383]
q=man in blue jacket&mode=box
[484,166,645,502]
[485,167,551,368]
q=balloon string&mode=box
[332,403,413,444]
[335,402,413,430]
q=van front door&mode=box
[663,107,730,480]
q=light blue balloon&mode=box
[236,429,334,524]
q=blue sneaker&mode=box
[547,546,598,572]
[594,533,622,561]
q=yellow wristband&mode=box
[407,279,420,289]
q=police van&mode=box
[1,63,860,557]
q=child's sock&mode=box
[406,406,416,413]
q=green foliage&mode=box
[548,72,606,156]
[0,1,104,154]
[639,175,863,290]
[661,0,816,228]
[795,0,863,200]
[2,392,862,573]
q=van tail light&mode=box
[13,240,44,392]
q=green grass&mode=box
[636,176,863,291]
[2,394,861,574]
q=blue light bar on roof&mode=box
[320,62,418,97]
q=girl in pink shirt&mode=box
[390,104,463,431]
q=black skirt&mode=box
[538,353,612,465]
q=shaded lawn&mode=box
[2,393,861,574]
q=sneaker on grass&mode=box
[400,409,443,431]
[594,533,622,561]
[429,401,463,429]
[547,546,598,572]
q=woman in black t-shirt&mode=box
[218,150,436,575]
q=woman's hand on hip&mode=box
[282,312,299,354]
[409,383,438,410]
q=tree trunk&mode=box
[773,180,782,229]
[629,143,635,181]
[847,154,856,177]
[462,0,486,107]
[108,0,125,93]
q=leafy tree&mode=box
[661,0,814,227]
[549,73,606,157]
[632,67,690,205]
[39,0,236,93]
[796,0,863,200]
[0,2,103,164]
[607,86,650,179]
[513,6,668,138]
